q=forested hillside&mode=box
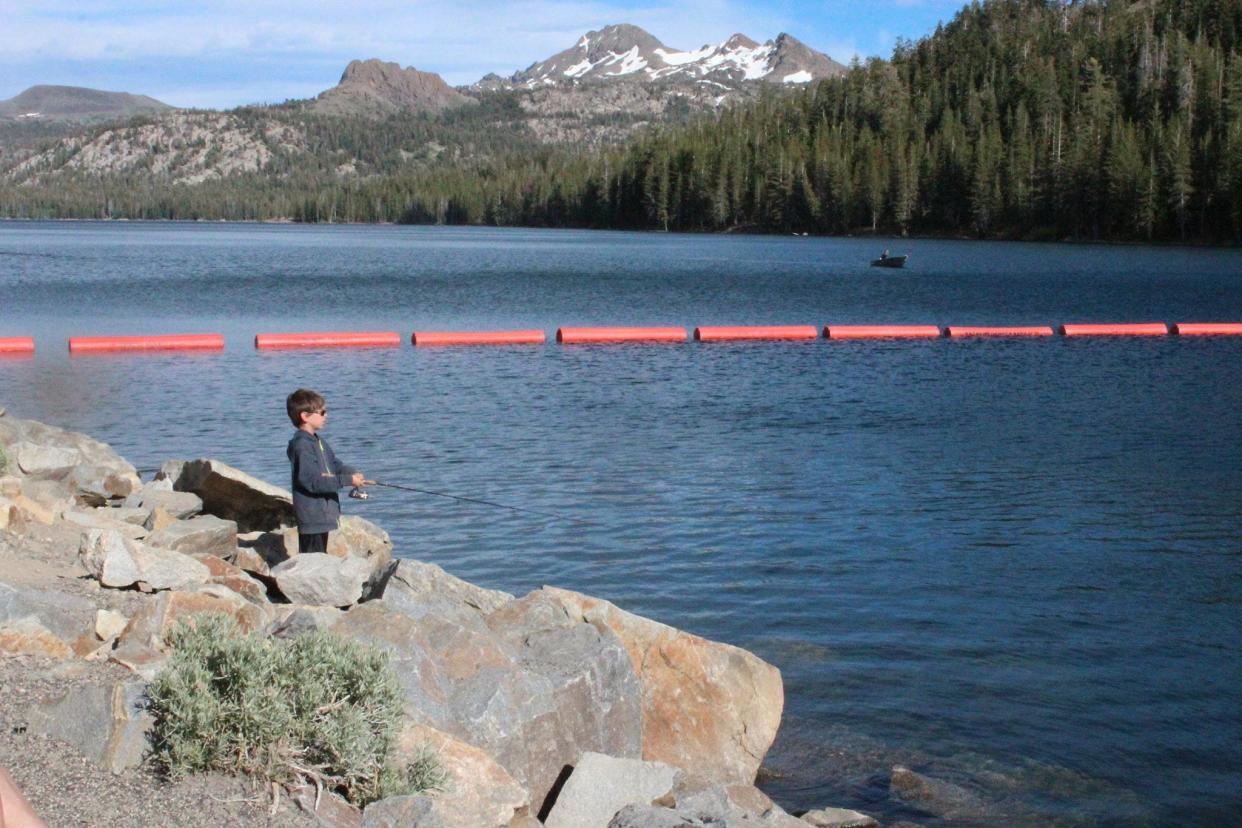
[4,0,1241,241]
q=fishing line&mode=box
[360,480,594,526]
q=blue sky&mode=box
[0,1,966,109]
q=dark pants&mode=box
[298,532,328,554]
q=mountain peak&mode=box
[494,25,845,91]
[313,59,473,117]
[0,84,171,122]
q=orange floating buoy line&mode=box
[0,337,35,354]
[68,334,225,354]
[1058,323,1169,337]
[946,326,1055,337]
[826,325,941,339]
[413,330,546,346]
[255,331,401,349]
[693,325,818,342]
[557,327,686,344]
[1171,323,1242,336]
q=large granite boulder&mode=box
[62,508,149,540]
[270,554,373,607]
[0,616,72,659]
[381,559,513,622]
[0,580,96,641]
[363,722,531,827]
[2,416,139,487]
[23,681,153,773]
[544,752,680,828]
[146,514,238,559]
[65,463,140,505]
[79,528,211,591]
[158,458,294,532]
[537,587,784,786]
[335,591,642,814]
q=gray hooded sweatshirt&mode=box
[287,430,357,534]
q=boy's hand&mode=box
[351,472,366,487]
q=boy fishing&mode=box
[286,388,371,554]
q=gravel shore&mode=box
[0,657,313,828]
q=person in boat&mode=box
[881,249,889,260]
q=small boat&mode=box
[872,253,907,268]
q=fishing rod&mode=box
[352,480,593,526]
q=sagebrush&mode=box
[149,614,447,805]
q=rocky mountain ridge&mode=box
[0,85,171,123]
[483,23,845,91]
[311,58,475,117]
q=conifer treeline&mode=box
[378,0,1242,241]
[3,0,1241,241]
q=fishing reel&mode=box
[349,487,370,500]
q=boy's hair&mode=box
[286,388,326,427]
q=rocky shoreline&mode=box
[0,407,882,827]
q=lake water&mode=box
[2,222,1240,826]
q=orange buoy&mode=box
[826,325,941,339]
[557,327,686,344]
[69,334,225,353]
[0,337,35,354]
[413,330,546,346]
[1171,322,1242,336]
[254,331,401,349]
[946,326,1054,337]
[1058,323,1169,337]
[693,325,817,342]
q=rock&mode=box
[271,554,373,607]
[12,493,58,525]
[0,495,14,531]
[360,796,437,828]
[544,752,680,828]
[268,605,344,638]
[62,507,149,540]
[672,776,805,827]
[889,765,991,821]
[79,528,212,591]
[263,519,395,596]
[800,807,878,828]
[0,581,96,641]
[108,506,153,526]
[0,616,73,659]
[537,587,784,786]
[486,592,645,812]
[95,609,129,641]
[290,783,362,828]
[336,597,641,815]
[607,804,702,828]
[160,458,294,532]
[192,556,270,604]
[116,588,271,654]
[232,540,273,575]
[508,816,543,828]
[133,487,203,520]
[0,475,21,497]
[146,514,238,559]
[23,681,153,773]
[382,559,513,620]
[390,722,530,827]
[109,643,166,680]
[14,441,82,477]
[66,463,140,506]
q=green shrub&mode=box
[0,443,7,474]
[149,614,447,805]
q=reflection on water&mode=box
[2,223,1242,825]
